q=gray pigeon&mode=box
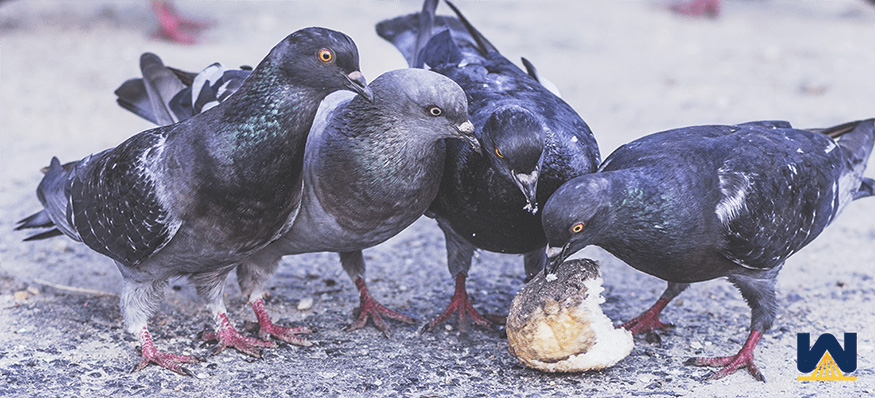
[542,119,874,381]
[16,27,372,375]
[112,59,479,335]
[239,68,478,335]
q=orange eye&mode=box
[494,148,503,158]
[571,222,584,234]
[317,49,333,63]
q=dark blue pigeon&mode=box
[15,27,372,375]
[110,54,480,336]
[377,0,600,331]
[542,119,875,381]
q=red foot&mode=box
[346,277,414,335]
[250,298,313,346]
[621,298,674,335]
[202,313,276,357]
[151,0,211,44]
[132,328,199,376]
[687,329,765,382]
[671,0,722,18]
[423,273,496,333]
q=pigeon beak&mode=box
[455,120,482,154]
[344,71,374,103]
[545,243,569,275]
[512,169,539,214]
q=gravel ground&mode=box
[1,1,874,397]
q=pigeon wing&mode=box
[716,125,843,270]
[69,128,181,267]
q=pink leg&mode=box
[687,329,765,382]
[671,0,722,18]
[131,327,199,376]
[621,297,674,335]
[151,0,210,44]
[346,277,414,335]
[201,312,276,357]
[251,298,312,346]
[423,273,496,333]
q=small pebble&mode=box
[691,341,703,349]
[297,298,314,311]
[13,291,28,301]
[196,373,209,379]
[545,273,558,282]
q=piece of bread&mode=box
[507,259,633,372]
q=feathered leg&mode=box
[687,270,777,382]
[622,281,689,335]
[340,250,414,336]
[193,268,275,357]
[423,222,495,332]
[237,253,312,346]
[123,279,198,375]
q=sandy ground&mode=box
[1,1,874,396]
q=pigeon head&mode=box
[542,175,612,274]
[267,27,373,101]
[480,107,545,213]
[366,68,479,151]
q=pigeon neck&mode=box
[598,170,672,250]
[220,64,324,149]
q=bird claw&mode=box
[259,323,314,347]
[621,308,675,335]
[132,346,199,376]
[686,353,765,382]
[201,326,276,358]
[347,277,415,336]
[422,292,495,334]
[347,299,415,337]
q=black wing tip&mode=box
[23,229,64,241]
[443,0,497,55]
[820,120,864,139]
[15,211,53,230]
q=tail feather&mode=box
[443,0,497,56]
[23,229,64,241]
[830,119,874,169]
[139,53,186,126]
[412,0,439,68]
[114,78,159,125]
[854,177,875,200]
[375,2,476,67]
[15,210,54,230]
[34,157,80,241]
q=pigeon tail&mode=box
[139,53,187,125]
[443,0,497,56]
[115,54,252,125]
[826,119,875,201]
[18,157,80,241]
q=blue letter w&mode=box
[797,333,856,373]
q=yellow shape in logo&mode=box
[797,351,857,381]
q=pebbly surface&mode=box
[1,1,873,397]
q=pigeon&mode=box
[15,27,373,375]
[113,55,480,335]
[542,119,875,381]
[377,0,600,332]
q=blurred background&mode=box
[1,1,873,396]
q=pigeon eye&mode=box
[427,106,443,117]
[317,49,334,63]
[494,148,504,158]
[570,222,584,234]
